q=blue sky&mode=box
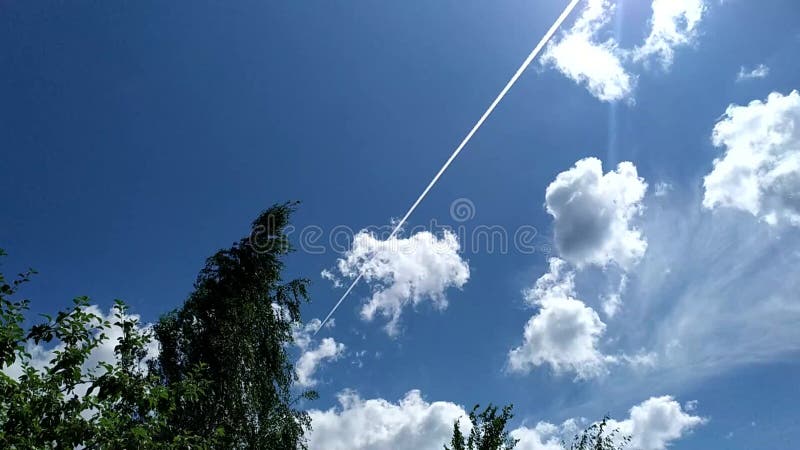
[2,1,800,449]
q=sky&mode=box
[1,0,800,449]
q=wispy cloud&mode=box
[525,94,800,408]
[736,64,770,82]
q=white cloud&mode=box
[307,390,469,450]
[621,351,658,369]
[321,269,343,288]
[332,230,470,336]
[308,390,705,450]
[601,293,622,318]
[703,91,800,226]
[601,274,628,318]
[543,0,711,102]
[296,338,345,387]
[511,421,570,450]
[542,0,634,102]
[508,258,614,380]
[737,64,770,82]
[351,350,367,369]
[513,397,703,450]
[292,319,345,388]
[599,197,800,399]
[545,157,648,270]
[653,181,674,197]
[292,318,326,350]
[608,396,706,450]
[634,0,706,68]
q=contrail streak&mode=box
[316,0,582,334]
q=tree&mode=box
[446,404,519,450]
[153,202,315,449]
[444,402,632,450]
[0,250,217,449]
[86,301,220,449]
[1,203,316,448]
[564,417,630,450]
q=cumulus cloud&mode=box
[543,0,711,101]
[296,338,345,387]
[737,64,770,82]
[513,397,703,450]
[511,421,570,450]
[546,157,648,270]
[634,0,706,68]
[608,396,706,450]
[308,390,705,450]
[332,230,470,336]
[292,319,345,387]
[542,0,634,102]
[545,95,800,398]
[703,91,800,226]
[508,258,613,380]
[307,390,469,450]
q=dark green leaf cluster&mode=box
[564,417,630,450]
[153,202,316,449]
[1,203,314,448]
[444,403,633,450]
[0,253,218,449]
[446,404,519,450]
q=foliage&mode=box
[446,404,519,450]
[1,204,315,448]
[153,202,316,449]
[444,402,632,450]
[564,417,630,450]
[87,301,222,449]
[0,250,218,449]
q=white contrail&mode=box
[316,0,583,334]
